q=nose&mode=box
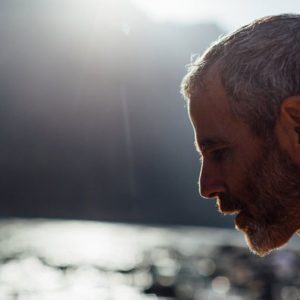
[199,161,225,199]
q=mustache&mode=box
[217,193,243,213]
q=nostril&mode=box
[208,192,219,199]
[201,192,217,199]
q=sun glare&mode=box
[131,0,300,31]
[131,0,202,23]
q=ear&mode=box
[276,96,300,165]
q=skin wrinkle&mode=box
[188,69,300,257]
[210,109,300,256]
[182,14,300,256]
[182,14,300,137]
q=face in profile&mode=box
[189,78,300,256]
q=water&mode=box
[0,219,300,300]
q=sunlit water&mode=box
[0,219,300,300]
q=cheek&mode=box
[223,151,254,193]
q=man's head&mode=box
[181,14,300,256]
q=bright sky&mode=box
[132,0,300,31]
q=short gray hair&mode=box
[181,14,300,137]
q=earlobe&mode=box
[276,96,300,165]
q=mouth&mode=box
[217,201,241,216]
[217,194,242,215]
[219,208,241,216]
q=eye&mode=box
[211,148,228,162]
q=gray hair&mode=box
[181,14,300,137]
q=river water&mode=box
[0,219,299,300]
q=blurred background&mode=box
[2,0,299,227]
[1,0,223,226]
[2,1,300,299]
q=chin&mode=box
[244,230,290,257]
[235,214,295,257]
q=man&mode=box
[181,14,300,256]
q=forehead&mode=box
[189,76,235,132]
[188,75,253,148]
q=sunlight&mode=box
[132,0,300,30]
[131,0,202,23]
